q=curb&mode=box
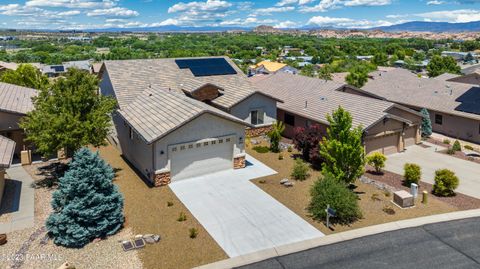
[194,209,480,269]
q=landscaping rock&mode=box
[143,234,160,244]
[284,181,294,187]
[280,178,289,184]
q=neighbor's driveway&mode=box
[385,144,480,199]
[169,154,324,257]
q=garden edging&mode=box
[194,209,480,269]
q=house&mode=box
[351,68,480,144]
[0,61,18,73]
[42,60,92,77]
[441,51,472,61]
[250,73,423,155]
[99,57,281,185]
[0,82,36,155]
[249,60,298,76]
[0,135,15,203]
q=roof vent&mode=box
[305,100,308,108]
[320,96,327,101]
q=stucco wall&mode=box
[277,109,328,138]
[0,111,22,131]
[430,111,480,144]
[366,118,404,136]
[230,93,277,127]
[386,106,422,125]
[154,113,245,172]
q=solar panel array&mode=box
[454,87,480,115]
[175,58,237,77]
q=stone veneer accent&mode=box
[233,153,246,169]
[246,125,273,137]
[153,168,171,187]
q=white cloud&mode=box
[57,10,81,16]
[87,7,139,18]
[307,15,393,28]
[168,0,232,13]
[25,0,116,9]
[0,4,20,11]
[344,0,391,6]
[275,20,298,28]
[150,19,181,26]
[427,0,445,5]
[416,9,480,22]
[299,0,342,12]
[254,6,295,15]
[219,17,277,26]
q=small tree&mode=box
[319,107,365,184]
[0,64,50,90]
[292,124,324,168]
[309,174,362,225]
[452,140,462,152]
[291,158,310,181]
[318,64,333,80]
[420,108,432,137]
[346,66,368,88]
[20,68,116,156]
[404,163,421,186]
[267,121,285,153]
[46,148,124,248]
[432,169,459,197]
[366,152,387,174]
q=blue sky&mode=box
[0,0,480,29]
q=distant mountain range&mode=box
[373,21,480,32]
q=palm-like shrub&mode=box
[433,169,459,197]
[267,121,285,153]
[366,152,387,174]
[46,148,124,248]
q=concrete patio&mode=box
[385,143,480,199]
[169,154,324,257]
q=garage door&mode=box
[170,137,234,181]
[366,134,399,155]
[404,127,417,147]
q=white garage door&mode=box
[170,137,234,181]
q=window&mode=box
[204,142,209,146]
[180,145,186,150]
[435,114,443,125]
[188,144,193,149]
[219,139,223,143]
[250,110,264,125]
[211,140,216,145]
[196,143,201,148]
[284,113,295,126]
[172,147,177,152]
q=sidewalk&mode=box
[0,166,35,233]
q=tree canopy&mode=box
[426,55,461,77]
[20,68,116,156]
[0,64,49,89]
[346,65,369,88]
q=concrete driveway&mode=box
[385,144,480,199]
[169,154,324,257]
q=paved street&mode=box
[385,144,480,199]
[237,217,480,269]
[170,154,323,257]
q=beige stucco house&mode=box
[99,57,281,185]
[251,73,423,155]
[354,69,480,144]
[0,135,15,203]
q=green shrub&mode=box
[433,169,459,197]
[167,201,174,207]
[464,145,474,150]
[189,228,198,239]
[287,146,293,152]
[446,148,456,155]
[278,153,284,160]
[404,163,421,186]
[177,212,187,222]
[443,139,450,145]
[267,121,285,153]
[291,159,310,181]
[365,152,387,174]
[252,146,269,153]
[308,174,362,225]
[382,205,395,215]
[452,140,462,152]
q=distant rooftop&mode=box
[0,82,36,115]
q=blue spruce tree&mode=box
[420,108,432,137]
[46,148,124,248]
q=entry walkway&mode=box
[170,154,324,257]
[0,166,35,233]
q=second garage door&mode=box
[404,127,417,148]
[366,134,399,155]
[170,137,234,181]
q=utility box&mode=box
[411,183,418,198]
[393,190,414,208]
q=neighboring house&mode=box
[251,73,423,155]
[0,82,36,155]
[0,135,15,203]
[352,68,480,144]
[99,56,281,185]
[249,61,298,76]
[42,60,92,77]
[441,51,474,61]
[0,61,18,73]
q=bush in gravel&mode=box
[267,121,285,153]
[443,139,451,145]
[433,169,459,197]
[177,212,187,222]
[452,140,462,152]
[309,174,362,225]
[365,152,387,174]
[252,146,269,153]
[403,163,421,186]
[464,145,474,150]
[189,228,198,239]
[291,158,310,181]
[46,148,124,248]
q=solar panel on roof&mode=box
[454,87,480,115]
[175,58,237,77]
[51,65,65,72]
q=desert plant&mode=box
[252,146,269,153]
[365,152,387,174]
[309,174,362,225]
[446,148,456,155]
[46,148,124,248]
[404,163,421,186]
[287,146,293,152]
[267,121,285,153]
[452,140,462,152]
[464,145,474,150]
[371,193,381,202]
[167,201,174,207]
[291,158,310,181]
[432,169,459,197]
[443,139,451,145]
[177,212,187,222]
[258,179,266,184]
[189,228,198,239]
[382,205,396,215]
[278,153,284,160]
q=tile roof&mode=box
[362,68,480,121]
[118,88,250,144]
[0,135,15,168]
[0,82,37,115]
[250,72,397,130]
[103,56,265,110]
[252,61,287,73]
